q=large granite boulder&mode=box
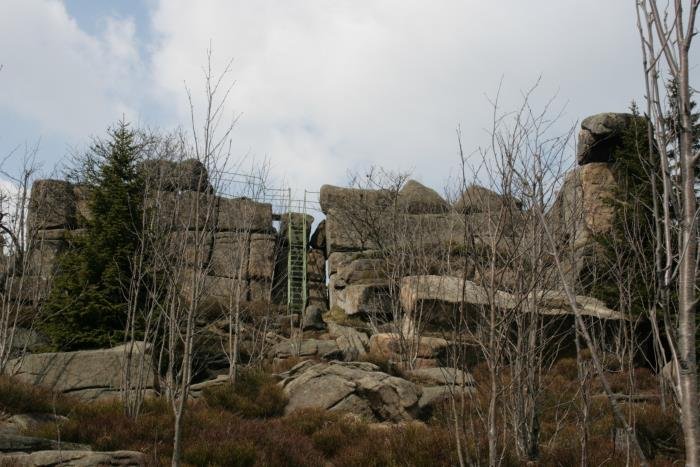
[209,232,249,278]
[167,231,214,269]
[580,163,617,236]
[309,220,326,251]
[319,185,392,215]
[369,333,448,368]
[268,338,342,361]
[399,275,625,320]
[398,180,449,214]
[72,184,93,226]
[326,322,369,361]
[248,233,276,280]
[302,304,326,331]
[306,249,326,282]
[28,180,76,231]
[453,184,521,215]
[217,197,273,233]
[139,158,210,193]
[278,360,422,422]
[330,280,389,317]
[576,113,634,165]
[7,343,156,401]
[0,434,88,453]
[0,450,146,466]
[148,192,272,233]
[333,257,384,286]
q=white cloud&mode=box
[0,0,142,141]
[147,0,647,195]
[0,1,665,203]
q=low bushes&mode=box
[202,369,287,418]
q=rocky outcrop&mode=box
[0,449,145,466]
[0,434,89,453]
[139,158,211,193]
[309,220,326,251]
[453,184,520,215]
[369,333,448,368]
[302,304,326,331]
[278,360,422,422]
[576,113,634,165]
[6,343,156,401]
[268,322,368,366]
[326,322,369,361]
[399,275,625,321]
[398,180,450,214]
[27,180,77,231]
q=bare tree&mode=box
[635,1,700,462]
[0,144,43,373]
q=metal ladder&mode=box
[286,190,308,315]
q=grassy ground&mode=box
[0,361,684,466]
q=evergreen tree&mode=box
[43,122,144,350]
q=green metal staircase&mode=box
[286,193,308,315]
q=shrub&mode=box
[202,369,287,418]
[333,422,457,467]
[311,415,368,457]
[0,376,75,415]
[183,439,257,466]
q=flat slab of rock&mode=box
[0,434,89,453]
[369,333,448,361]
[7,343,155,401]
[279,360,421,422]
[0,449,145,466]
[326,322,368,360]
[399,275,625,320]
[407,367,474,387]
[418,385,476,411]
[268,338,341,360]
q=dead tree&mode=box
[636,1,700,462]
[0,145,42,373]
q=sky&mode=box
[0,0,677,204]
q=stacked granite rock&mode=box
[14,160,278,308]
[318,179,513,318]
[547,112,640,287]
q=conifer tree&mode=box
[43,122,144,350]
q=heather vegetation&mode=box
[0,359,684,466]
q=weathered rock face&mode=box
[268,322,367,366]
[0,434,89,453]
[278,360,422,422]
[309,220,326,251]
[398,180,450,214]
[148,191,273,233]
[326,322,369,361]
[576,112,633,165]
[320,185,392,215]
[139,158,211,193]
[580,163,617,236]
[0,450,146,466]
[399,275,624,320]
[209,232,249,278]
[330,280,389,317]
[23,169,280,309]
[369,333,448,368]
[306,248,328,309]
[27,180,76,231]
[302,304,326,331]
[453,184,520,215]
[7,343,156,401]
